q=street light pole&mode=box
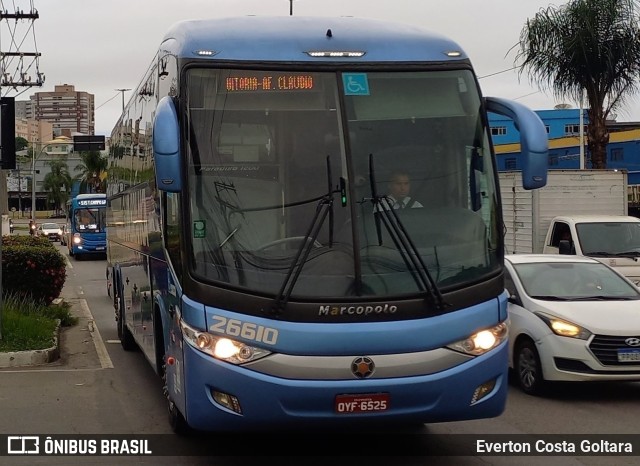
[115,88,130,112]
[31,144,37,223]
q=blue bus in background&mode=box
[106,15,548,434]
[66,193,107,259]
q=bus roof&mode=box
[75,193,106,199]
[161,16,469,64]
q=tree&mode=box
[15,136,28,151]
[74,151,108,193]
[43,159,73,214]
[514,0,640,168]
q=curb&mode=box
[0,320,61,368]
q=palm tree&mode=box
[514,0,640,168]
[74,150,108,193]
[43,159,73,214]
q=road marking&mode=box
[80,299,114,369]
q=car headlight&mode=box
[535,312,592,340]
[446,322,508,356]
[181,320,271,364]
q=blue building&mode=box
[489,108,640,185]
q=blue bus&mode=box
[106,16,548,433]
[65,193,107,259]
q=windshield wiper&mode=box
[271,156,338,315]
[367,154,447,311]
[571,295,637,301]
[529,295,573,301]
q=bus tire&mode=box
[164,361,191,435]
[167,395,191,435]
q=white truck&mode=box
[500,169,640,284]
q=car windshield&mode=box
[42,223,59,230]
[577,222,640,255]
[511,261,640,300]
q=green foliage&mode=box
[514,0,640,169]
[74,150,108,193]
[15,136,29,151]
[0,294,58,352]
[42,300,78,327]
[1,235,67,305]
[43,159,73,213]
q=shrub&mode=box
[0,294,58,352]
[1,235,67,305]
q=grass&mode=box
[0,294,78,352]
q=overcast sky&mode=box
[3,0,639,135]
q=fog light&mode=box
[212,390,242,414]
[470,378,497,405]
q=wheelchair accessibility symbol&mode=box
[343,73,370,95]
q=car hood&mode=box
[528,299,640,335]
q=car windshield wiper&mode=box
[366,154,447,311]
[586,251,640,260]
[529,295,573,301]
[571,295,638,301]
[271,156,338,315]
[611,251,640,258]
[585,251,614,257]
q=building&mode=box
[6,136,82,216]
[489,107,640,216]
[15,118,53,146]
[26,84,95,137]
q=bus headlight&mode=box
[446,322,508,356]
[181,320,271,364]
[73,233,82,244]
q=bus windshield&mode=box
[187,68,499,298]
[75,207,106,233]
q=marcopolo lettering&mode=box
[318,304,398,316]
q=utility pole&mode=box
[289,0,293,15]
[0,6,44,340]
[115,88,130,112]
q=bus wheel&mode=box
[163,364,191,435]
[117,290,136,351]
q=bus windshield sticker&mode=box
[193,220,206,238]
[343,73,370,96]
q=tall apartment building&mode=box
[27,84,95,137]
[14,118,54,146]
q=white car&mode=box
[38,222,63,242]
[504,254,640,395]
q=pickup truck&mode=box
[542,214,640,285]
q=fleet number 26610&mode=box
[209,315,279,345]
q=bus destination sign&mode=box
[225,74,314,92]
[78,199,107,207]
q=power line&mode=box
[95,91,120,110]
[477,66,520,80]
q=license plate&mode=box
[335,393,390,414]
[617,348,640,362]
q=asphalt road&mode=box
[0,240,639,464]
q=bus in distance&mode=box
[106,15,548,433]
[65,193,107,259]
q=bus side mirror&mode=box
[485,97,548,190]
[153,96,182,192]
